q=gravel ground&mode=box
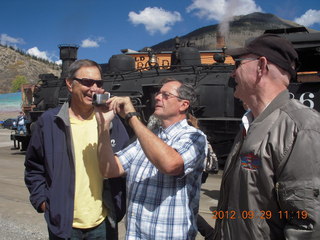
[0,215,47,240]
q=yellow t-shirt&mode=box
[70,113,107,228]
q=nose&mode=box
[154,92,162,101]
[231,69,236,78]
[90,83,100,92]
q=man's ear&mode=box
[180,100,190,112]
[258,57,268,74]
[66,78,73,92]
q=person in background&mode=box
[17,111,26,134]
[25,59,129,240]
[187,114,216,240]
[95,77,207,239]
[214,34,320,239]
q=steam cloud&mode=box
[187,0,262,37]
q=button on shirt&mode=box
[117,119,207,239]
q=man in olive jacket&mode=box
[214,34,320,239]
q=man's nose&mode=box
[231,69,236,78]
[90,83,99,91]
[154,92,161,101]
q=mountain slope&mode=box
[151,12,316,51]
[0,45,61,94]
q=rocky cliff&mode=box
[0,45,61,93]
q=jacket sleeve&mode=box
[276,129,320,240]
[24,119,46,213]
[105,115,129,223]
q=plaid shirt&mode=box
[117,119,207,239]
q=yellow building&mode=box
[123,50,235,70]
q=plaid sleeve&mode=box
[116,140,140,172]
[171,131,207,176]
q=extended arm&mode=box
[97,96,184,176]
[127,116,184,175]
[95,107,125,178]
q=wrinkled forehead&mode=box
[161,81,182,93]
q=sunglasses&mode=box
[234,57,260,69]
[155,91,183,100]
[73,78,103,88]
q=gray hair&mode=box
[67,59,102,79]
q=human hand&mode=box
[108,96,136,119]
[40,202,46,212]
[94,99,116,131]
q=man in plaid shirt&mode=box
[95,77,207,239]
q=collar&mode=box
[56,101,71,126]
[253,89,290,124]
[158,119,188,140]
[242,110,253,133]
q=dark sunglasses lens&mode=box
[81,80,93,87]
[78,79,103,88]
[96,81,103,88]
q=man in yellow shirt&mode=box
[25,59,129,239]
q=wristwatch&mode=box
[125,112,141,125]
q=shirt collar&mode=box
[158,119,188,140]
[242,109,253,133]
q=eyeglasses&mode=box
[73,78,103,88]
[234,57,260,69]
[155,91,183,100]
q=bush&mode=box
[11,75,28,92]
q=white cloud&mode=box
[81,37,105,48]
[26,47,50,60]
[294,9,320,27]
[128,7,182,35]
[186,0,262,21]
[55,60,62,65]
[0,33,25,46]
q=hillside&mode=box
[151,12,317,51]
[0,45,61,94]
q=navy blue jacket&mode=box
[24,102,129,238]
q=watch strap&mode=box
[125,112,140,125]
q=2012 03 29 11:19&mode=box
[212,210,308,220]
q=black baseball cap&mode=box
[226,34,299,80]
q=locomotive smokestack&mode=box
[58,44,79,80]
[216,31,225,49]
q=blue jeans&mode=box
[17,125,26,134]
[48,217,117,240]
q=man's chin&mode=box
[233,89,241,100]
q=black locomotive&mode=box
[13,28,320,166]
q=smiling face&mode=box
[153,81,190,124]
[66,66,103,111]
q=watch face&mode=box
[125,112,141,124]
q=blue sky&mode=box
[1,0,319,64]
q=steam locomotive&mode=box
[13,27,320,166]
